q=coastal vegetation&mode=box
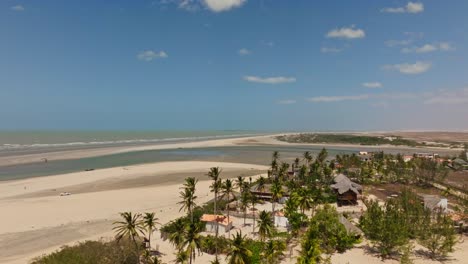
[32,147,466,264]
[277,133,423,146]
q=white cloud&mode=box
[238,48,251,55]
[383,61,432,74]
[11,5,25,11]
[203,0,246,12]
[326,26,365,39]
[385,32,423,47]
[278,100,296,105]
[159,0,246,12]
[243,76,296,84]
[307,94,369,103]
[137,50,168,61]
[363,82,383,88]
[401,43,455,53]
[321,47,342,53]
[424,88,468,105]
[382,2,424,14]
[406,2,424,13]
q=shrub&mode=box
[31,239,139,264]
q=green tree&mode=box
[297,236,321,264]
[303,151,313,165]
[257,210,276,242]
[222,179,236,237]
[418,208,457,259]
[226,232,252,264]
[207,167,222,259]
[360,199,409,258]
[270,179,283,214]
[307,205,357,254]
[262,239,286,264]
[168,218,186,250]
[317,148,328,164]
[179,177,198,223]
[142,212,160,249]
[294,188,314,215]
[178,187,197,224]
[181,223,203,264]
[113,212,144,252]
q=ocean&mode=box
[0,130,263,152]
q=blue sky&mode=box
[1,0,467,131]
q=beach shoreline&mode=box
[0,133,462,168]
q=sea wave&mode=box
[0,133,261,151]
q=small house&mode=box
[419,194,448,213]
[338,214,363,238]
[200,214,233,233]
[330,174,362,206]
[250,184,289,201]
[274,211,289,228]
[451,158,468,171]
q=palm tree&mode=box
[207,167,222,260]
[272,151,280,162]
[141,212,160,249]
[293,157,300,171]
[262,239,286,264]
[256,176,266,193]
[175,250,189,264]
[250,193,258,235]
[257,210,275,242]
[222,179,235,237]
[169,218,186,250]
[317,148,328,164]
[235,176,245,192]
[270,179,283,214]
[184,177,198,193]
[303,151,313,165]
[226,231,252,264]
[181,223,203,264]
[295,189,314,215]
[178,185,197,223]
[207,167,222,215]
[113,212,144,251]
[240,182,250,226]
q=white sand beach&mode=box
[0,161,268,264]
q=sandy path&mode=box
[0,161,268,264]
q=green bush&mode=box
[31,239,139,264]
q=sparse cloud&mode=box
[382,2,424,14]
[326,26,365,39]
[244,76,296,84]
[158,0,246,12]
[278,99,296,105]
[261,40,275,47]
[307,94,369,103]
[321,47,343,53]
[238,48,251,56]
[424,88,468,105]
[11,5,25,11]
[385,39,413,47]
[363,82,383,89]
[137,50,168,61]
[383,61,432,75]
[203,0,246,12]
[401,43,455,53]
[385,32,424,47]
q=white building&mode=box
[274,211,289,228]
[200,214,233,233]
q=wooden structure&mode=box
[330,174,362,206]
